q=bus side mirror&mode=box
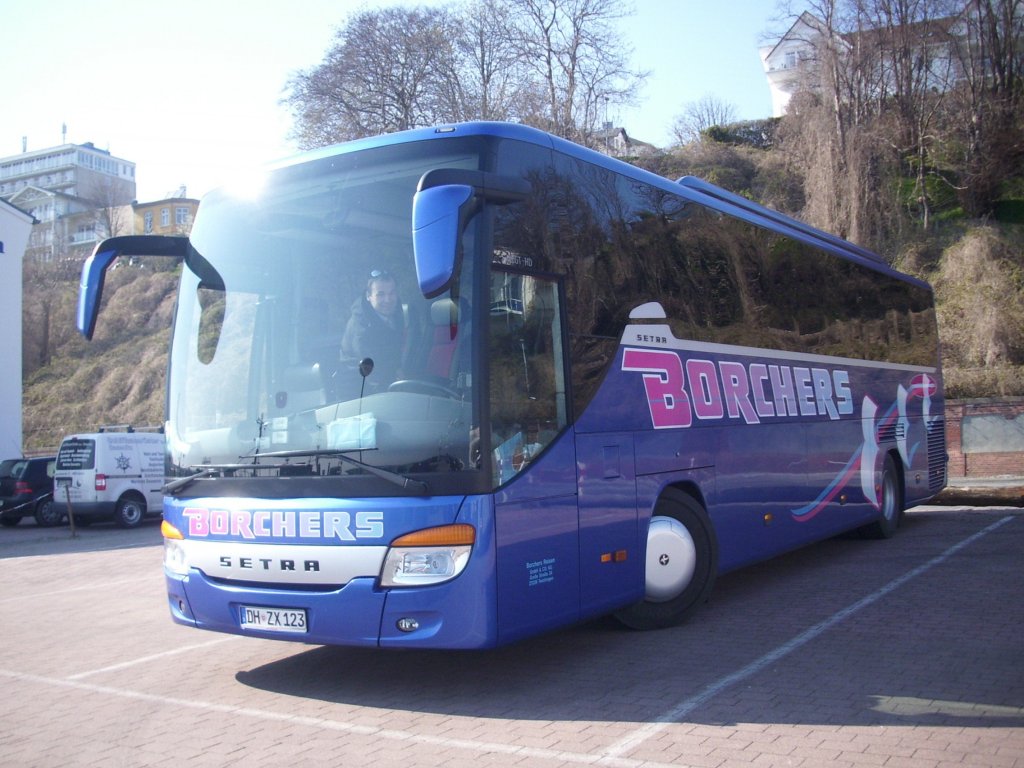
[412,169,531,298]
[77,247,119,340]
[77,235,190,340]
[412,184,474,299]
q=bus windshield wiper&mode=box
[163,467,220,494]
[252,449,430,494]
[163,463,268,494]
[162,466,292,495]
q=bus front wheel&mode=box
[614,489,718,631]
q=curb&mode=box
[931,484,1024,507]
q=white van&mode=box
[53,429,165,528]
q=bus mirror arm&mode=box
[412,169,531,298]
[77,235,190,340]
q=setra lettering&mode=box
[218,555,321,572]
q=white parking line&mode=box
[0,577,149,604]
[601,514,1016,760]
[0,667,680,768]
[66,636,242,680]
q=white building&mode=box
[0,141,137,262]
[593,124,659,158]
[759,12,828,118]
[0,199,35,456]
[760,11,962,118]
[0,141,135,205]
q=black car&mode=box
[0,456,61,527]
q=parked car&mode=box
[0,456,61,527]
[53,431,164,528]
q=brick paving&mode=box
[1,505,1022,767]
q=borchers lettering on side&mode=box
[622,347,854,429]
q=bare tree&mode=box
[284,1,645,147]
[777,0,950,243]
[860,0,959,228]
[506,0,647,144]
[83,174,133,241]
[22,233,81,373]
[779,0,1023,237]
[285,7,462,146]
[943,0,1024,216]
[456,0,538,121]
[671,94,738,144]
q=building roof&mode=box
[0,196,36,224]
[133,197,200,208]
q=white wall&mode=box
[0,200,33,456]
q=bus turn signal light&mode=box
[391,524,475,547]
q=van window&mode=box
[57,439,96,470]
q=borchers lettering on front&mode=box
[183,507,384,541]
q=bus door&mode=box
[488,271,579,644]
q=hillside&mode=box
[22,261,178,451]
[923,225,1024,397]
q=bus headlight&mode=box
[380,524,474,587]
[162,520,190,576]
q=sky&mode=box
[2,0,787,203]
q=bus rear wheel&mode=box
[614,489,718,631]
[860,454,903,539]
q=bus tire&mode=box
[114,496,146,528]
[614,489,718,631]
[861,454,903,539]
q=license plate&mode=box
[239,605,308,634]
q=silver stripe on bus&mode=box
[183,539,388,586]
[621,324,938,374]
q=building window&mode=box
[144,212,153,233]
[161,208,170,226]
[74,224,96,244]
[175,206,190,226]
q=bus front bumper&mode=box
[165,568,498,649]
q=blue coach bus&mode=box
[77,122,946,648]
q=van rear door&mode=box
[55,438,97,503]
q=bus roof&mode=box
[257,121,922,287]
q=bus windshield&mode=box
[165,141,484,486]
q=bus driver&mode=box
[341,269,419,389]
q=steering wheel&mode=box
[387,379,461,399]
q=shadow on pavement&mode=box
[235,510,1024,729]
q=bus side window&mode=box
[488,271,567,485]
